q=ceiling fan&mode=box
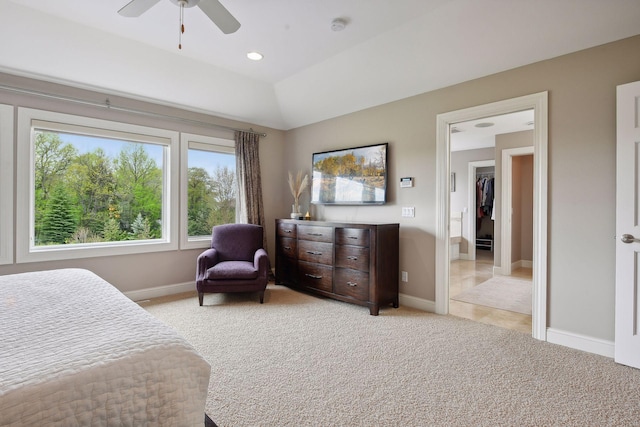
[118,0,241,35]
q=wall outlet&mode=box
[401,271,408,282]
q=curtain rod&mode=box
[0,84,267,138]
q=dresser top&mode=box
[277,219,399,227]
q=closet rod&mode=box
[0,84,267,138]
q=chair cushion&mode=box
[205,261,259,280]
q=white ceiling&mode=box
[2,0,640,130]
[450,110,534,152]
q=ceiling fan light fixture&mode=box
[169,0,199,8]
[119,0,241,43]
[247,51,264,61]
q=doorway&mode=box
[434,92,548,341]
[447,116,534,333]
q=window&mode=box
[0,104,14,265]
[180,133,236,249]
[16,108,179,262]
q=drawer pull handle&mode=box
[347,281,358,287]
[348,236,358,239]
[284,246,291,250]
[306,274,322,280]
[308,232,323,236]
[346,256,358,260]
[285,230,292,233]
[306,251,322,255]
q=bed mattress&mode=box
[0,268,210,426]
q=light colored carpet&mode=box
[141,285,640,427]
[451,276,532,315]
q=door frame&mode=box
[435,92,548,341]
[501,146,535,276]
[467,160,495,262]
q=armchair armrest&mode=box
[196,248,219,280]
[254,248,269,278]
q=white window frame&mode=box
[16,107,179,263]
[180,133,235,250]
[0,104,14,265]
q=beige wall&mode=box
[493,130,534,267]
[0,72,286,293]
[283,35,640,341]
[512,155,534,263]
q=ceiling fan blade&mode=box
[118,0,162,17]
[197,0,241,34]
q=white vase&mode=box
[290,203,301,219]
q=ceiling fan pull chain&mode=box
[178,1,185,49]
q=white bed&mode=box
[0,268,211,426]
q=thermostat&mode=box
[400,177,413,188]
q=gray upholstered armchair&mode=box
[196,223,269,306]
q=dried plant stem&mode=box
[288,171,309,212]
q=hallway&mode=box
[449,250,532,333]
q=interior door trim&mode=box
[435,92,548,341]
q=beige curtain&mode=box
[234,131,267,247]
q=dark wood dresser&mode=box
[275,219,399,315]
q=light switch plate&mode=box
[401,207,415,217]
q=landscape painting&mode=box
[311,143,388,205]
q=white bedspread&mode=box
[0,268,210,426]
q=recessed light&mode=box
[475,122,495,128]
[247,51,263,61]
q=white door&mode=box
[615,80,640,368]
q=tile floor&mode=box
[449,249,532,334]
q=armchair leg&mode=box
[259,291,265,304]
[198,292,204,306]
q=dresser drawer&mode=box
[335,227,370,247]
[297,225,333,243]
[334,268,369,301]
[277,222,297,238]
[298,261,333,292]
[335,245,369,271]
[278,237,297,259]
[298,240,333,265]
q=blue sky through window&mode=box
[58,132,164,166]
[188,148,235,177]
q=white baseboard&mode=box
[397,293,614,359]
[399,293,435,313]
[512,259,533,270]
[398,292,615,358]
[459,253,471,260]
[546,327,614,358]
[124,281,195,302]
[126,283,439,313]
